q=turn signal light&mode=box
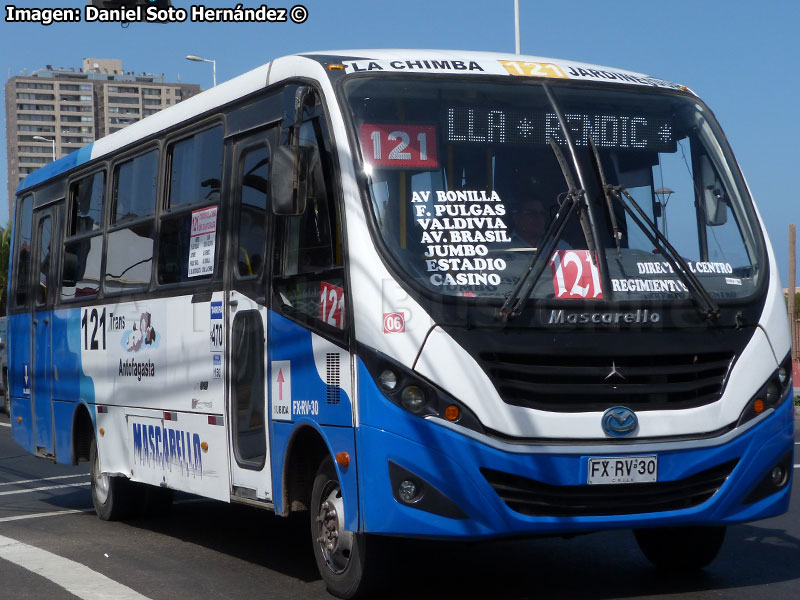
[753,398,765,414]
[99,428,105,436]
[200,442,209,452]
[444,405,460,422]
[336,452,350,468]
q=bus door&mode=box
[225,129,275,502]
[30,205,57,456]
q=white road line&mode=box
[0,473,89,487]
[0,482,90,496]
[0,422,10,428]
[0,533,152,600]
[0,508,94,523]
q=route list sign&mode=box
[188,206,217,278]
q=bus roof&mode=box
[16,49,685,196]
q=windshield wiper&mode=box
[585,138,718,318]
[589,168,721,320]
[587,138,623,259]
[497,139,581,321]
[498,83,611,321]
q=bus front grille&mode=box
[481,459,738,517]
[479,351,735,411]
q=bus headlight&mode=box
[358,344,485,434]
[400,386,427,413]
[737,352,793,427]
[378,369,398,391]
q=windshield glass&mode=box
[343,77,763,302]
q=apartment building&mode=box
[5,58,202,217]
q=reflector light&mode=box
[444,405,460,421]
[336,452,350,467]
[201,442,209,452]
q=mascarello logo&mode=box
[122,312,160,353]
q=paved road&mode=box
[1,410,799,600]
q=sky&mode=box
[1,0,798,283]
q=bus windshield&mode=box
[343,77,764,303]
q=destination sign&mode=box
[445,107,675,152]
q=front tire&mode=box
[90,436,137,521]
[311,456,380,599]
[635,526,726,571]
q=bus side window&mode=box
[105,150,157,294]
[158,125,223,285]
[12,194,33,309]
[62,171,104,301]
[273,119,346,331]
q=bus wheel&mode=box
[635,526,726,570]
[311,456,374,599]
[90,436,135,521]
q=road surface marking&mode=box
[0,482,90,496]
[0,508,94,523]
[0,473,89,487]
[0,533,152,600]
[0,422,10,428]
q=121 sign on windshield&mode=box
[360,124,439,168]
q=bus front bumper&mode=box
[356,395,793,539]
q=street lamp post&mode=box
[32,135,56,161]
[185,54,216,87]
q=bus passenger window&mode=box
[168,125,223,207]
[113,150,158,223]
[158,212,215,285]
[104,223,154,293]
[236,145,269,278]
[62,172,105,301]
[13,194,33,308]
[157,126,222,286]
[273,120,345,330]
[69,171,104,234]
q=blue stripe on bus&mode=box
[355,357,793,538]
[17,144,94,194]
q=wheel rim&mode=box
[92,446,110,504]
[316,481,354,575]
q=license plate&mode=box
[587,456,658,485]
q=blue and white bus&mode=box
[8,50,794,597]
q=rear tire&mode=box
[90,436,137,521]
[635,526,726,571]
[311,456,383,599]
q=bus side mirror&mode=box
[700,155,728,226]
[703,186,728,226]
[271,145,310,216]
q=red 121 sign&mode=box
[550,250,604,299]
[359,124,439,168]
[319,282,345,329]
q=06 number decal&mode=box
[360,124,438,168]
[81,307,107,351]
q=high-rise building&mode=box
[5,58,202,218]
